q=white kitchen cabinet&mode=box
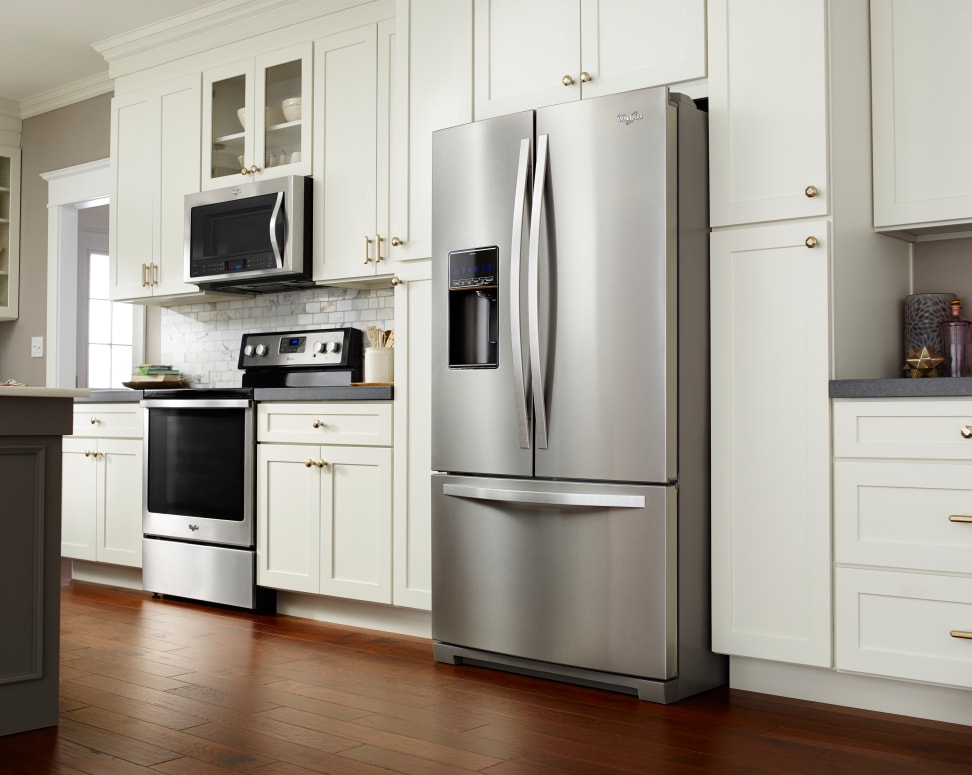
[710,222,833,667]
[0,146,21,321]
[257,402,393,604]
[313,20,396,283]
[392,266,432,609]
[871,0,972,236]
[833,399,972,689]
[708,0,911,671]
[389,0,473,263]
[61,404,143,568]
[201,43,312,189]
[110,75,206,302]
[473,0,706,120]
[708,0,828,227]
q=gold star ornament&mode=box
[903,346,945,378]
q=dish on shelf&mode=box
[281,97,302,121]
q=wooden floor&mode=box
[0,573,969,774]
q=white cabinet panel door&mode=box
[708,0,829,226]
[61,438,98,561]
[98,439,143,568]
[710,221,832,667]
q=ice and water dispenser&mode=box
[448,247,498,368]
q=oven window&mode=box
[146,407,247,521]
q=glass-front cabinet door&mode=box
[202,43,312,190]
[0,146,21,321]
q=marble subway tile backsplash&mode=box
[159,286,394,387]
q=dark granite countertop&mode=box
[830,378,972,398]
[253,385,393,401]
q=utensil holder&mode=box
[364,347,394,383]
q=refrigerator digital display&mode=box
[449,247,498,289]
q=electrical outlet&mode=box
[31,336,43,358]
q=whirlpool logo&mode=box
[617,110,645,126]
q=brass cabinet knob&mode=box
[805,236,818,248]
[580,71,592,83]
[315,459,328,468]
[562,74,575,86]
[305,458,315,468]
[84,450,93,457]
[805,185,818,198]
[248,165,260,174]
[961,425,972,439]
[391,236,403,247]
[312,419,325,428]
[391,276,403,286]
[89,417,98,424]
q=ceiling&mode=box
[0,1,221,107]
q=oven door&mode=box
[142,398,254,547]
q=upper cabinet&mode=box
[110,75,207,302]
[871,0,972,237]
[0,146,20,321]
[202,43,313,190]
[708,0,828,227]
[473,0,706,120]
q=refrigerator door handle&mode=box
[443,483,646,509]
[528,133,549,449]
[510,137,532,449]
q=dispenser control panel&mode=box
[449,246,498,289]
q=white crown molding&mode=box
[93,0,362,80]
[18,71,114,119]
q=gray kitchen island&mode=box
[0,387,87,736]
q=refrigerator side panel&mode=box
[534,87,684,484]
[431,113,534,477]
[431,474,677,680]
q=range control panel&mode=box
[238,327,363,370]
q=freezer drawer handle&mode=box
[443,483,645,509]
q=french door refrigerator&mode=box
[430,87,725,703]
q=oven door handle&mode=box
[141,399,253,409]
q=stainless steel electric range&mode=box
[139,327,363,610]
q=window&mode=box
[86,251,133,388]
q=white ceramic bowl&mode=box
[281,97,302,122]
[236,107,246,129]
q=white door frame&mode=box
[42,159,112,388]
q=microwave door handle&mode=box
[269,191,285,268]
[510,138,532,450]
[528,133,548,450]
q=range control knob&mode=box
[243,344,254,357]
[325,341,341,354]
[254,343,269,357]
[313,341,325,354]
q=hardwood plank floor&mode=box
[0,571,969,774]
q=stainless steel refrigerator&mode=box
[430,87,725,703]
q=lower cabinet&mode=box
[256,402,393,604]
[833,398,972,690]
[61,404,144,568]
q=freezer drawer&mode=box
[431,474,677,680]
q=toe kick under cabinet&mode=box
[833,399,972,690]
[256,402,393,603]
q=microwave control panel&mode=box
[238,327,363,369]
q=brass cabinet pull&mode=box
[363,235,372,264]
[580,71,592,83]
[962,425,972,439]
[805,236,818,248]
[949,515,972,523]
[562,74,575,86]
[141,264,149,287]
[153,263,159,286]
[950,630,972,640]
[375,233,384,263]
[312,419,325,428]
[315,459,328,468]
[805,185,818,198]
[305,458,315,468]
[391,236,403,247]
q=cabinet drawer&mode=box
[834,460,972,574]
[257,402,392,446]
[833,398,972,460]
[72,404,143,438]
[835,568,972,689]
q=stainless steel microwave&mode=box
[184,175,312,293]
